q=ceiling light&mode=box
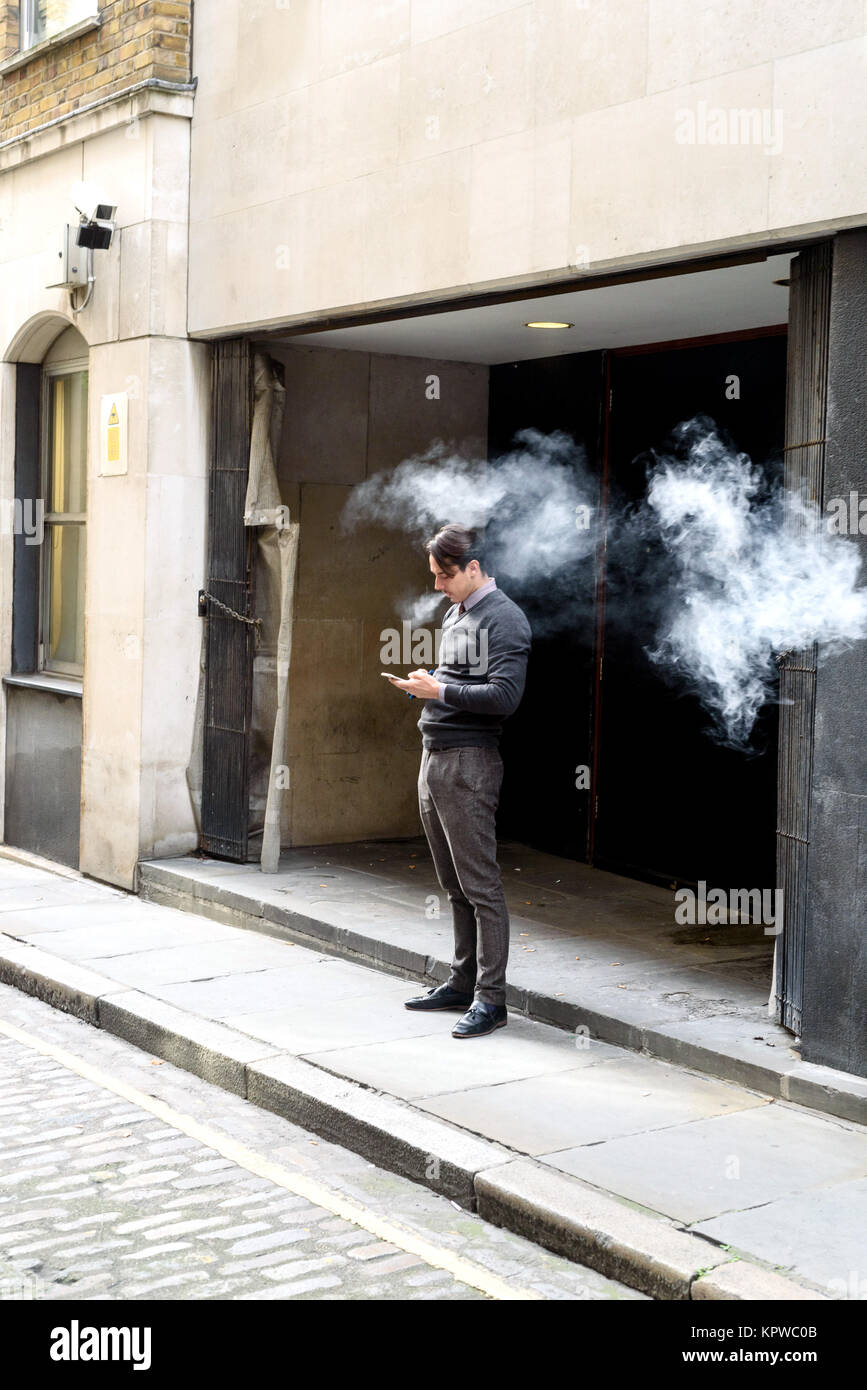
[525,320,574,329]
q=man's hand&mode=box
[386,668,440,699]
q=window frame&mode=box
[19,0,45,50]
[38,357,88,680]
[5,2,101,71]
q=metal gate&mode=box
[199,339,256,860]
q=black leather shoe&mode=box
[452,1002,508,1038]
[404,983,474,1011]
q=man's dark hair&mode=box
[425,523,488,574]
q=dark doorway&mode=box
[594,331,787,888]
[487,329,786,891]
[489,351,604,861]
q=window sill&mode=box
[3,672,83,697]
[0,15,101,76]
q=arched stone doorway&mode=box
[1,315,89,867]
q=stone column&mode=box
[801,229,867,1078]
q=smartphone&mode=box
[380,672,400,680]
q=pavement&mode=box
[0,844,865,1301]
[140,839,867,1128]
[1,984,643,1301]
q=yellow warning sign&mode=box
[100,392,127,475]
[106,401,119,462]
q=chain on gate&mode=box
[198,589,263,647]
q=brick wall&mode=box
[0,0,192,141]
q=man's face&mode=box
[429,554,480,604]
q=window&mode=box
[40,362,87,676]
[18,0,94,51]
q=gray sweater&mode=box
[418,588,532,749]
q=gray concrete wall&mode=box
[802,229,867,1078]
[261,344,488,846]
[3,685,82,868]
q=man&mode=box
[385,523,532,1038]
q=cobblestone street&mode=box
[0,984,644,1302]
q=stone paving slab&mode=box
[153,958,397,1017]
[0,879,124,913]
[418,1054,769,1154]
[223,987,449,1053]
[1,916,243,959]
[304,1018,620,1100]
[543,1104,867,1225]
[692,1176,867,1293]
[0,898,198,936]
[86,935,321,986]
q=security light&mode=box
[69,182,117,251]
[75,210,116,250]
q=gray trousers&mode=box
[418,745,509,1007]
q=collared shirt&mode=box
[437,578,497,700]
[459,576,497,612]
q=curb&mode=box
[0,934,827,1302]
[140,863,867,1129]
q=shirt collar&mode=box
[460,577,497,612]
